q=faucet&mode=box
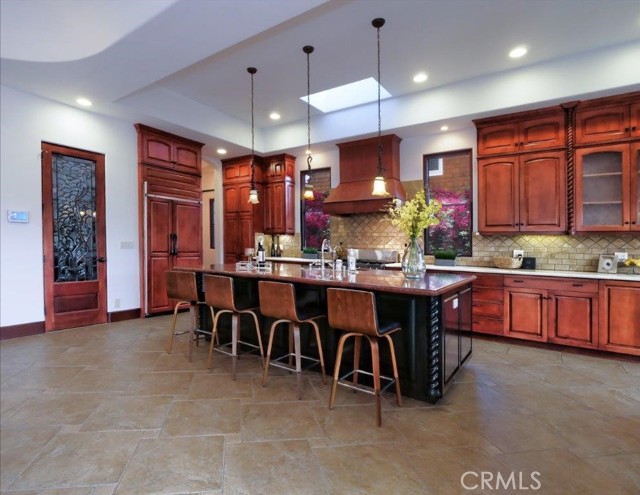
[321,238,332,268]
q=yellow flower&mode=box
[387,189,441,239]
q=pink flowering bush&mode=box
[427,188,471,255]
[303,191,330,249]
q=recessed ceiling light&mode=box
[76,97,92,107]
[301,77,391,113]
[269,112,281,120]
[216,148,227,155]
[440,125,449,131]
[413,72,428,83]
[509,46,527,58]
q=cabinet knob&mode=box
[624,221,630,225]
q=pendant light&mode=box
[371,17,389,197]
[302,45,315,201]
[247,67,259,204]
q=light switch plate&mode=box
[513,249,524,258]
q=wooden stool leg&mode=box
[262,320,278,387]
[165,303,181,354]
[329,333,351,409]
[385,334,403,407]
[206,307,218,369]
[353,334,362,386]
[310,320,327,385]
[369,336,382,427]
[248,311,265,368]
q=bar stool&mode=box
[203,274,264,380]
[326,287,403,427]
[165,270,211,361]
[258,280,327,399]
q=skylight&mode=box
[300,77,391,113]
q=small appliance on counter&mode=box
[521,257,536,270]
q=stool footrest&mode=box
[337,369,397,395]
[269,353,320,373]
[214,339,261,358]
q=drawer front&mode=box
[504,276,598,293]
[472,317,504,335]
[473,287,504,302]
[473,274,504,287]
[472,301,504,318]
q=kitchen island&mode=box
[187,263,476,404]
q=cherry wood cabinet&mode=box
[504,276,599,348]
[263,154,295,235]
[575,142,639,232]
[575,99,640,145]
[599,281,640,356]
[476,110,565,156]
[478,151,566,233]
[135,124,203,176]
[471,274,504,335]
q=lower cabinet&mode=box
[471,274,505,335]
[599,281,640,356]
[504,276,599,349]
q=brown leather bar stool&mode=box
[203,274,264,380]
[326,287,403,427]
[165,270,211,361]
[258,280,327,399]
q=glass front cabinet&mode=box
[575,143,640,232]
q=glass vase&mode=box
[401,237,426,279]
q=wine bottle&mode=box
[270,236,276,257]
[257,242,266,267]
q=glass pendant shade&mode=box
[303,183,315,200]
[372,175,388,196]
[248,188,259,204]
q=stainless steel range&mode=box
[352,248,398,269]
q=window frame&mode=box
[423,149,473,257]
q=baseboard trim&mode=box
[109,308,141,323]
[0,321,45,340]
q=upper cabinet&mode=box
[575,99,640,145]
[262,154,295,235]
[135,124,203,176]
[478,151,566,233]
[575,142,639,232]
[476,110,566,156]
[264,154,295,182]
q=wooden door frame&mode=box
[42,142,107,330]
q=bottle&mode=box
[347,248,357,273]
[275,236,282,257]
[270,236,276,257]
[257,242,265,267]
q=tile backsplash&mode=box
[330,213,640,272]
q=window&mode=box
[423,150,472,257]
[300,167,331,249]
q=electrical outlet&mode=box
[114,298,121,309]
[513,249,524,258]
[614,252,628,262]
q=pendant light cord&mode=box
[304,46,314,172]
[376,20,383,175]
[248,67,257,189]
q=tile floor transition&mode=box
[1,315,639,495]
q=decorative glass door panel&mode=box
[52,154,98,282]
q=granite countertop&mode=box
[196,263,476,296]
[415,263,640,282]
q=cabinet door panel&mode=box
[520,114,566,151]
[142,136,173,168]
[631,143,640,230]
[477,124,518,155]
[600,284,640,355]
[631,102,640,138]
[549,292,598,348]
[173,202,201,260]
[223,214,239,263]
[505,289,547,341]
[174,145,200,174]
[519,151,566,232]
[576,106,630,144]
[472,317,504,335]
[576,144,629,231]
[223,185,239,214]
[478,157,519,232]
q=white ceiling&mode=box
[2,0,640,160]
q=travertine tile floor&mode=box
[1,314,639,494]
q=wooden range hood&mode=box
[323,134,406,215]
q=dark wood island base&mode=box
[185,264,476,404]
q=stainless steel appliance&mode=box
[352,248,398,270]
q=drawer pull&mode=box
[572,283,583,287]
[513,279,524,283]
